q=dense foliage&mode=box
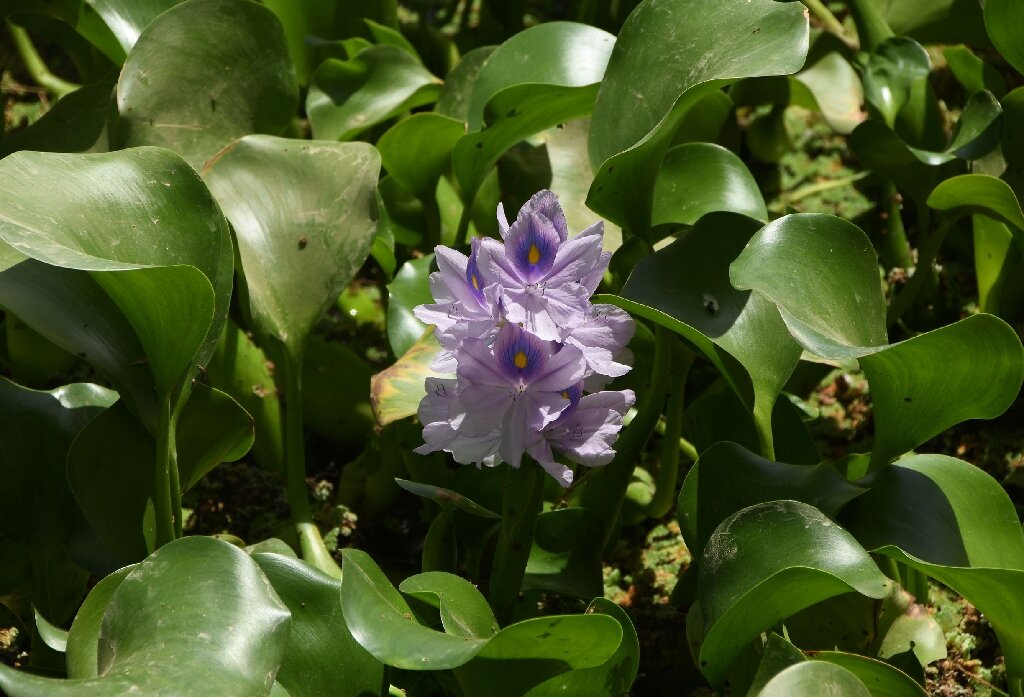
[1,0,1023,695]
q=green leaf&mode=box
[615,212,803,455]
[842,454,1024,681]
[0,147,233,419]
[878,614,946,667]
[984,0,1024,77]
[587,0,807,235]
[862,38,931,128]
[523,598,639,697]
[340,548,489,670]
[0,537,291,696]
[175,384,254,491]
[651,143,767,226]
[202,135,380,358]
[795,51,865,135]
[973,215,1021,314]
[747,633,807,697]
[465,22,614,133]
[394,479,501,519]
[386,254,434,358]
[261,0,335,84]
[453,613,622,697]
[730,213,888,359]
[698,501,891,686]
[943,45,1007,98]
[0,80,113,156]
[117,0,298,169]
[398,572,499,639]
[252,553,385,697]
[813,652,927,697]
[377,114,464,199]
[370,332,441,426]
[755,661,872,697]
[65,566,133,679]
[855,314,1024,468]
[523,508,603,599]
[849,120,957,203]
[307,45,440,142]
[927,174,1024,235]
[678,442,864,558]
[87,0,183,55]
[205,318,283,473]
[435,46,496,122]
[302,335,375,452]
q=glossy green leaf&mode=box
[973,215,1021,315]
[756,661,872,697]
[730,213,888,360]
[678,442,864,558]
[307,45,440,142]
[65,567,133,679]
[615,212,802,454]
[841,454,1024,682]
[253,553,385,697]
[524,598,639,697]
[927,174,1024,236]
[985,0,1024,77]
[698,501,891,686]
[435,45,496,122]
[465,22,614,132]
[205,318,283,473]
[587,0,807,235]
[523,508,603,599]
[944,91,1004,160]
[0,147,233,420]
[87,0,182,55]
[943,45,1006,98]
[747,633,806,697]
[0,81,113,156]
[340,548,489,669]
[386,254,434,358]
[651,143,767,226]
[878,613,946,667]
[813,652,927,697]
[398,572,499,639]
[377,114,463,199]
[453,613,622,697]
[856,314,1024,468]
[849,121,956,203]
[370,331,441,426]
[0,536,291,696]
[261,0,335,84]
[394,479,500,519]
[117,0,298,169]
[795,51,865,134]
[862,38,931,128]
[175,384,253,490]
[203,136,380,357]
[66,401,155,563]
[33,607,68,652]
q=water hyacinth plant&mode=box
[3,0,1024,695]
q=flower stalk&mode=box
[488,461,545,625]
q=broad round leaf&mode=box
[756,661,871,697]
[370,332,442,426]
[698,501,891,686]
[0,81,114,156]
[377,114,464,199]
[0,147,233,417]
[813,652,928,696]
[523,508,604,599]
[984,0,1024,77]
[340,548,489,670]
[88,0,183,55]
[386,254,433,358]
[796,51,865,134]
[651,143,767,226]
[203,135,380,356]
[175,384,254,490]
[615,212,803,451]
[307,45,440,142]
[117,0,298,169]
[65,567,134,679]
[435,45,496,122]
[731,213,887,359]
[0,536,291,696]
[943,45,1007,98]
[862,38,931,127]
[465,21,614,132]
[841,454,1024,681]
[928,174,1024,237]
[253,553,385,697]
[398,572,499,640]
[586,0,807,235]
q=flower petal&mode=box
[450,383,511,436]
[506,211,560,284]
[530,344,586,392]
[520,189,569,242]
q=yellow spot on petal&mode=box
[528,244,541,265]
[561,391,569,399]
[514,351,528,369]
[471,274,480,290]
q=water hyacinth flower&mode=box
[414,190,636,487]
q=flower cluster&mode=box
[413,190,635,486]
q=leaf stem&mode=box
[579,324,672,549]
[783,170,871,206]
[886,216,956,327]
[646,342,694,518]
[845,0,894,53]
[281,346,342,579]
[879,183,914,269]
[153,397,179,548]
[488,461,545,625]
[799,0,854,46]
[6,21,80,98]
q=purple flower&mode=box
[479,192,607,341]
[449,323,585,468]
[562,304,635,386]
[527,385,636,486]
[414,377,501,466]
